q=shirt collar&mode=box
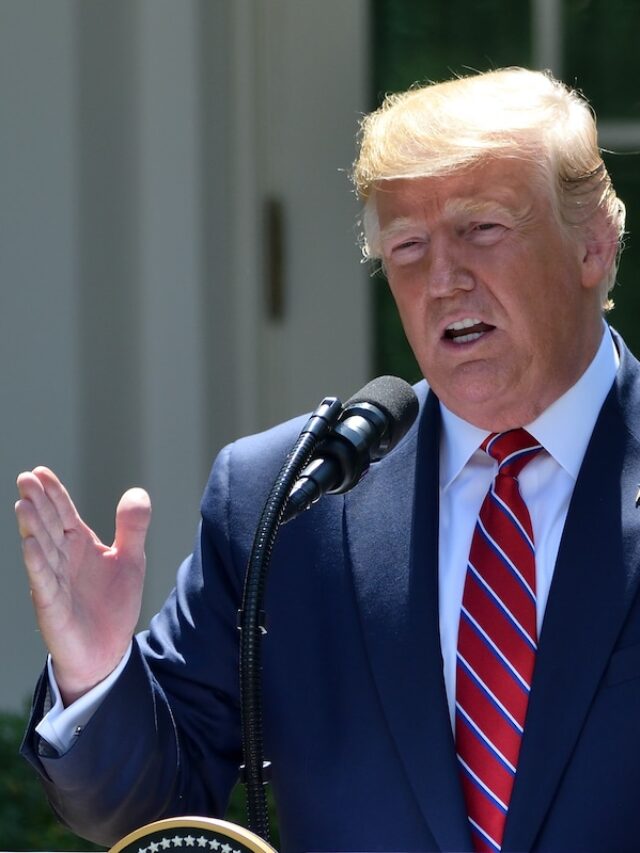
[439,323,619,490]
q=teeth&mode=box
[446,318,482,331]
[452,331,483,344]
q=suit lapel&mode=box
[345,386,472,852]
[504,338,640,851]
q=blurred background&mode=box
[1,0,639,847]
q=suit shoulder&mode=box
[200,412,311,520]
[201,379,430,517]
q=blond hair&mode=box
[353,67,625,308]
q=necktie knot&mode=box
[481,429,543,478]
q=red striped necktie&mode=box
[455,429,543,852]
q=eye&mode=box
[468,222,507,244]
[390,239,425,266]
[386,237,427,265]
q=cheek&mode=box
[504,291,570,375]
[387,273,426,319]
[390,289,431,352]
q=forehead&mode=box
[374,157,546,228]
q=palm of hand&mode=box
[16,467,151,703]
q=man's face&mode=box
[375,158,605,430]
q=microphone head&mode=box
[344,375,419,454]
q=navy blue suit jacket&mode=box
[23,331,640,852]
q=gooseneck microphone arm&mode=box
[238,377,418,843]
[239,396,342,842]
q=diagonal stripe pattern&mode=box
[455,429,543,852]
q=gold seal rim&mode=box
[108,815,277,853]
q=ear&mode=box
[579,211,619,292]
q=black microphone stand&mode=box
[238,397,343,844]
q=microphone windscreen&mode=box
[344,375,419,451]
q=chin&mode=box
[435,377,502,409]
[436,386,529,431]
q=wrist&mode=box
[52,645,133,707]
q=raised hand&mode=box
[15,467,151,705]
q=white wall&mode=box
[0,0,369,711]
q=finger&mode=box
[16,471,66,547]
[17,470,46,504]
[32,466,81,532]
[15,498,36,539]
[15,496,63,570]
[20,535,63,610]
[113,488,152,562]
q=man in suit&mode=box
[16,68,638,852]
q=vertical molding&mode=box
[200,0,264,443]
[228,0,263,435]
[531,0,563,78]
[75,1,143,540]
[136,0,208,621]
[198,0,234,453]
[198,0,262,450]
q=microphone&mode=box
[282,376,418,522]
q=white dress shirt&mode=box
[36,644,132,753]
[38,326,619,752]
[438,324,618,727]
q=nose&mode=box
[424,236,474,297]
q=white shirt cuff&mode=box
[35,644,133,755]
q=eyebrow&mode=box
[379,196,519,246]
[444,197,515,219]
[379,217,421,244]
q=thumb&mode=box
[113,487,152,559]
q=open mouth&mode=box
[443,317,495,344]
